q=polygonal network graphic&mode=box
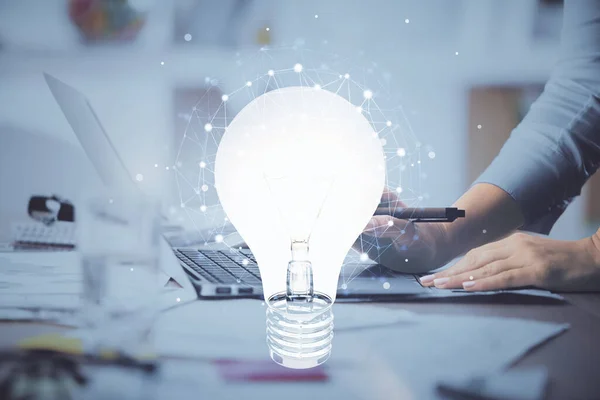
[165,45,434,290]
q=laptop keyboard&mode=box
[176,249,262,285]
[176,249,422,289]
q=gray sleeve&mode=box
[474,0,600,234]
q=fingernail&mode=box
[463,281,476,289]
[420,274,435,284]
[433,277,449,286]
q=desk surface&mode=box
[2,293,600,400]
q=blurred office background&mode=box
[1,0,595,242]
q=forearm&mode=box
[440,183,524,260]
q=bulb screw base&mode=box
[266,293,333,369]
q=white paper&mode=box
[0,248,196,316]
[329,315,567,400]
[151,300,567,399]
[153,300,414,360]
[438,367,549,400]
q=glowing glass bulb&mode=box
[215,86,385,368]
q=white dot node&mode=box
[360,253,369,262]
[184,33,192,42]
[130,268,134,272]
[411,163,415,167]
[341,283,348,290]
[396,186,403,193]
[180,203,185,208]
[344,73,350,79]
[221,94,229,102]
[405,19,410,24]
[405,258,409,262]
[176,297,181,302]
[154,163,158,168]
[428,151,436,159]
[383,282,391,290]
[267,69,275,76]
[215,234,224,243]
[397,148,406,157]
[199,161,206,168]
[160,61,164,65]
[246,81,252,87]
[200,205,207,212]
[135,174,143,182]
[242,259,249,266]
[315,14,319,18]
[314,84,321,90]
[387,220,394,227]
[204,123,213,132]
[201,184,209,192]
[386,120,392,127]
[483,229,487,234]
[477,124,482,129]
[455,51,459,56]
[355,106,363,113]
[417,160,421,164]
[166,166,170,170]
[293,63,303,73]
[363,90,373,99]
[266,27,270,31]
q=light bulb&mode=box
[215,86,385,368]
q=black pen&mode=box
[374,207,466,222]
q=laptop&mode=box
[44,73,431,299]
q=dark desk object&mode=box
[28,195,74,225]
[374,207,466,222]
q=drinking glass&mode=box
[77,192,162,357]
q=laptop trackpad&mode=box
[339,263,425,295]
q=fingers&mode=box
[380,188,407,208]
[381,187,399,202]
[428,260,510,289]
[462,268,535,291]
[420,241,510,287]
[363,216,415,238]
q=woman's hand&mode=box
[353,188,456,273]
[420,231,600,292]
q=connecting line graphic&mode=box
[159,45,435,288]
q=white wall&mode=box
[0,0,586,240]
